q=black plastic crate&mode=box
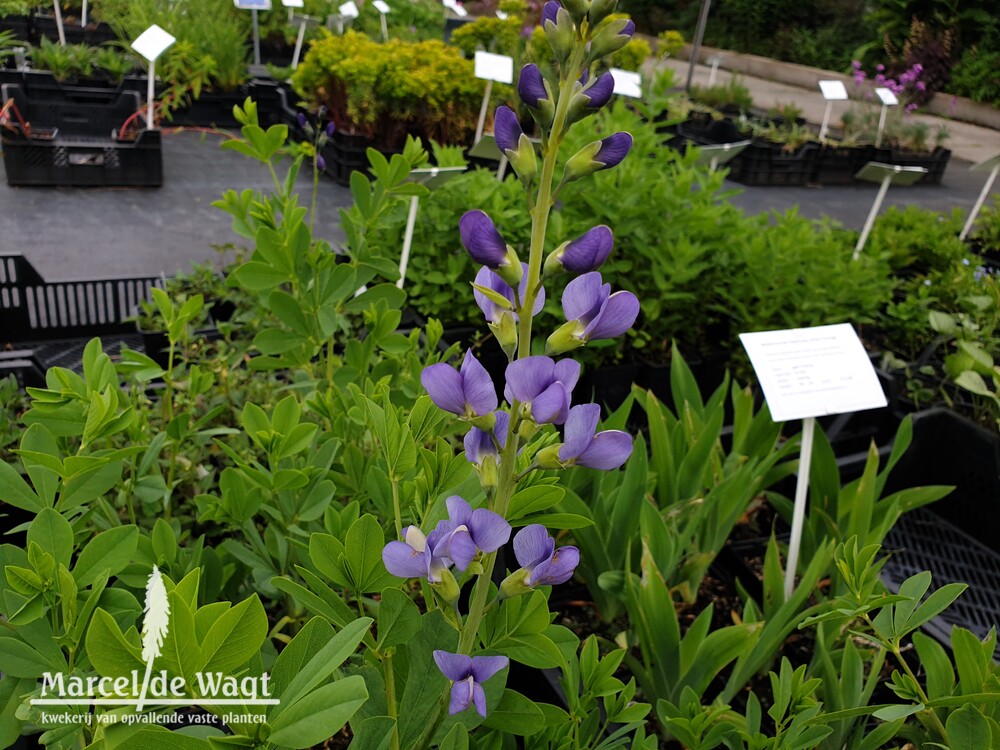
[888,147,951,186]
[883,508,1000,658]
[727,141,819,187]
[0,255,162,343]
[1,82,162,186]
[0,15,33,43]
[811,144,893,186]
[33,14,116,45]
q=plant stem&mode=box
[893,643,949,740]
[310,154,320,233]
[391,478,403,539]
[384,651,400,750]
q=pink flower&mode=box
[916,81,926,92]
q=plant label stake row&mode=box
[282,0,303,24]
[330,1,359,34]
[818,80,848,141]
[397,167,466,289]
[960,152,1000,241]
[289,12,319,69]
[473,51,513,144]
[372,0,391,40]
[852,162,927,259]
[740,323,888,599]
[234,0,272,66]
[873,87,897,148]
[131,25,176,129]
[695,140,750,172]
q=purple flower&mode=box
[326,121,336,138]
[583,71,615,109]
[460,210,510,269]
[382,525,451,582]
[465,410,509,465]
[916,81,926,92]
[518,63,549,108]
[541,0,560,26]
[316,154,326,172]
[473,264,544,323]
[494,105,523,153]
[421,350,497,419]
[545,225,613,274]
[513,525,579,586]
[433,496,511,571]
[504,356,580,425]
[433,651,508,716]
[296,112,307,128]
[876,64,884,72]
[555,272,639,345]
[558,403,632,469]
[597,132,632,168]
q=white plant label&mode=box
[233,0,272,9]
[131,24,176,61]
[818,80,848,100]
[875,87,898,105]
[609,68,641,98]
[281,0,304,6]
[496,9,508,19]
[339,1,359,17]
[739,323,887,422]
[373,0,391,12]
[474,51,514,84]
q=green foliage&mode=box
[352,0,445,42]
[689,76,755,111]
[292,31,485,149]
[948,46,1000,105]
[451,14,527,60]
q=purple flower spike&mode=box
[585,72,615,109]
[518,64,549,108]
[436,496,511,571]
[326,121,336,138]
[595,132,633,168]
[465,410,509,465]
[494,106,523,154]
[513,525,580,586]
[504,356,580,425]
[562,272,639,341]
[421,350,498,419]
[296,112,307,128]
[541,1,560,26]
[474,264,544,323]
[559,404,633,469]
[433,651,509,716]
[460,210,510,269]
[382,526,450,582]
[316,154,327,172]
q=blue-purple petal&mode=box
[583,290,639,340]
[422,363,467,415]
[505,356,555,402]
[560,403,600,461]
[460,210,508,267]
[470,655,509,683]
[493,105,522,154]
[469,508,511,553]
[562,225,613,272]
[576,430,633,470]
[540,1,560,26]
[447,528,477,571]
[434,650,472,681]
[472,682,488,717]
[461,350,499,415]
[449,678,473,714]
[518,63,548,108]
[464,425,494,464]
[595,132,632,168]
[562,272,607,323]
[585,72,615,109]
[528,545,580,586]
[513,524,554,569]
[446,495,473,527]
[531,382,571,424]
[552,358,581,392]
[382,541,430,578]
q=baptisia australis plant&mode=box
[381,0,640,735]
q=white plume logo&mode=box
[136,565,170,711]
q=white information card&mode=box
[474,51,514,84]
[875,87,898,105]
[338,1,359,18]
[818,80,848,100]
[609,68,642,98]
[373,0,390,12]
[739,323,887,422]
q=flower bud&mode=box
[587,17,634,62]
[459,210,524,288]
[518,64,556,127]
[494,106,537,184]
[535,444,565,469]
[326,121,336,138]
[543,5,576,65]
[540,1,560,26]
[562,132,632,182]
[469,411,498,432]
[431,567,461,605]
[560,0,590,24]
[564,71,615,124]
[477,454,499,491]
[499,567,533,599]
[544,225,613,275]
[316,154,327,172]
[587,0,617,26]
[489,310,518,359]
[296,112,307,128]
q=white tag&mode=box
[818,80,848,100]
[131,24,176,61]
[373,0,390,12]
[609,68,641,98]
[739,323,887,422]
[452,4,468,16]
[875,87,898,105]
[233,0,272,9]
[441,0,456,8]
[338,0,359,16]
[496,9,508,19]
[281,0,304,6]
[474,51,514,84]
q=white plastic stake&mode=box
[81,0,88,29]
[819,101,833,141]
[475,79,493,144]
[854,173,893,260]
[147,58,155,127]
[961,164,1000,241]
[53,0,66,45]
[874,87,897,149]
[818,80,848,140]
[708,55,720,85]
[784,417,815,600]
[252,10,261,65]
[292,18,308,68]
[496,155,508,181]
[398,194,422,289]
[131,25,177,130]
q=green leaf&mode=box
[377,588,422,650]
[0,675,34,748]
[84,609,144,676]
[200,595,268,673]
[0,461,42,512]
[437,724,469,750]
[482,689,544,735]
[344,515,400,594]
[27,509,73,567]
[268,676,368,749]
[947,704,992,750]
[73,526,139,587]
[270,618,335,698]
[872,703,924,721]
[507,486,565,520]
[59,459,123,512]
[0,637,55,678]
